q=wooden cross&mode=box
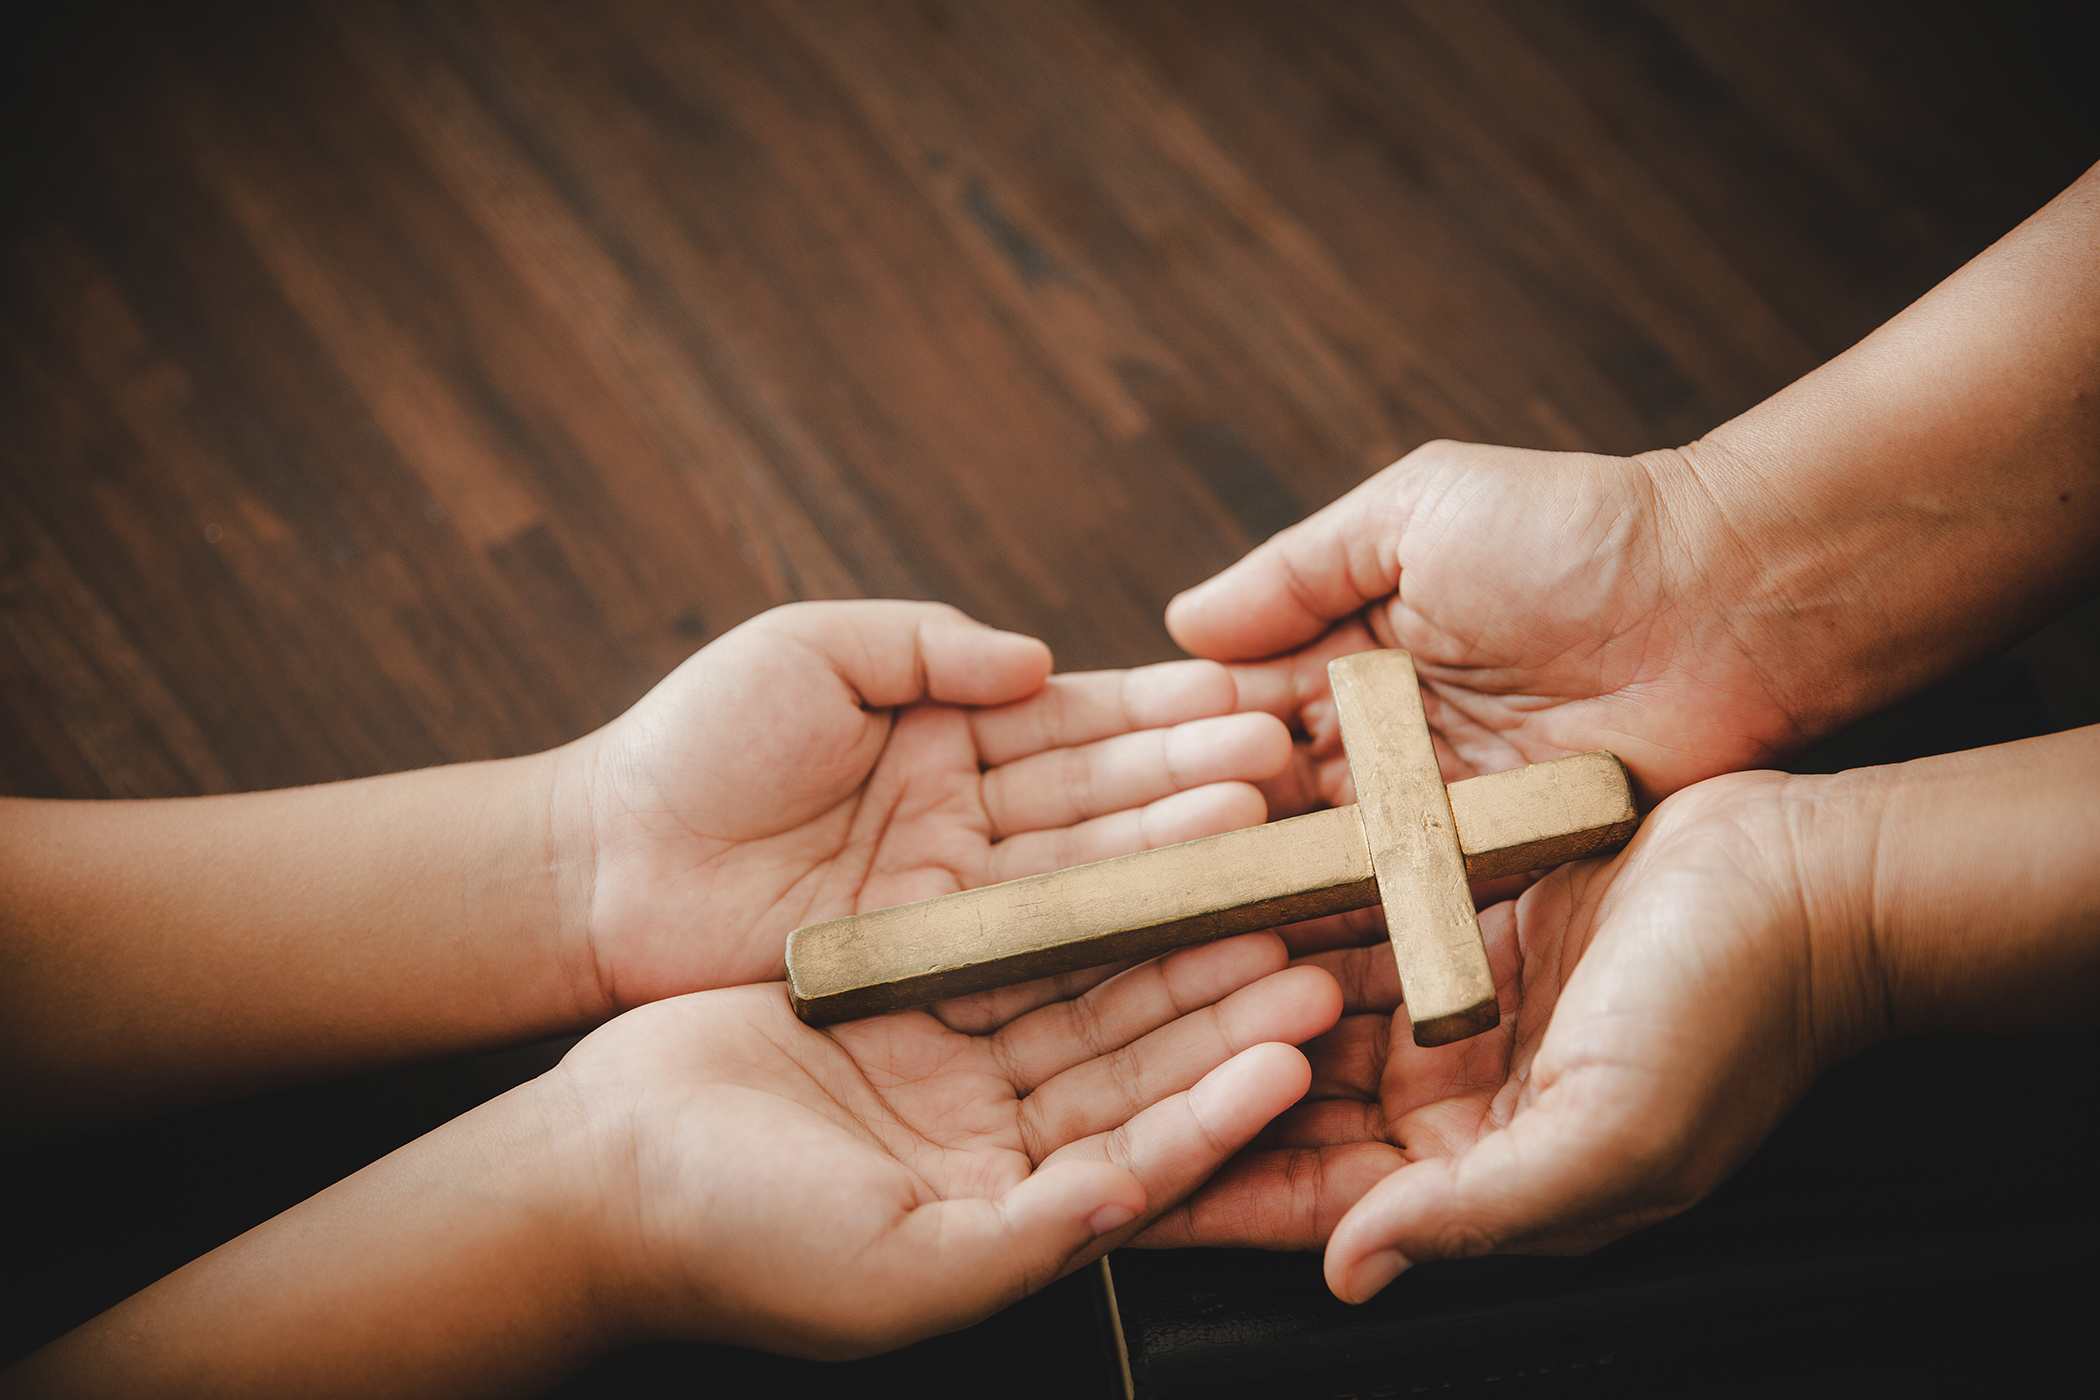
[786,650,1640,1046]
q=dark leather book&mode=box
[1105,1030,2097,1398]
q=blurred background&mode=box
[4,1,2096,1393]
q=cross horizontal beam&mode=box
[787,750,1637,1025]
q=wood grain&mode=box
[4,0,2096,1372]
[788,749,1636,1024]
[789,805,1375,1024]
[1453,750,1640,881]
[5,1,2093,805]
[1328,650,1496,1046]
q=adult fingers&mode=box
[752,599,1053,710]
[970,660,1248,766]
[1297,1014,1393,1104]
[1322,1072,1675,1303]
[984,782,1269,881]
[1131,1140,1405,1251]
[1333,898,1524,1128]
[1272,906,1391,961]
[1292,943,1404,1015]
[1166,460,1424,661]
[1209,619,1378,819]
[980,712,1291,837]
[1009,963,1340,1157]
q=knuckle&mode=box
[1061,749,1098,820]
[1430,1217,1504,1261]
[1070,990,1118,1060]
[1104,1042,1149,1118]
[1014,1095,1054,1164]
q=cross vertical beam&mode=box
[1329,651,1499,1046]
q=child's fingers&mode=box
[969,660,1244,767]
[1010,966,1339,1158]
[991,932,1289,1093]
[1211,618,1380,724]
[1048,1041,1316,1247]
[980,712,1291,838]
[983,782,1268,882]
[824,1159,1146,1356]
[753,599,1054,710]
[924,958,1140,1035]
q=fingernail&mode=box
[1088,1204,1138,1236]
[1346,1249,1410,1303]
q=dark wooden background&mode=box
[4,0,2098,1390]
[5,0,2096,803]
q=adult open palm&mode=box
[1133,768,1873,1302]
[568,601,1292,1007]
[1166,440,1806,807]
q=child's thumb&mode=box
[851,1161,1143,1349]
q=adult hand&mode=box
[1165,441,1795,809]
[1169,166,2100,809]
[565,599,1293,1008]
[1133,765,1887,1297]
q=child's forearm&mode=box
[1799,724,2100,1044]
[0,747,601,1124]
[0,1076,608,1398]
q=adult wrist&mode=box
[1643,434,1900,752]
[1768,768,1902,1069]
[1824,730,2100,1033]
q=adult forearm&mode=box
[0,1078,607,1398]
[0,749,600,1124]
[1667,162,2100,741]
[1798,725,2100,1040]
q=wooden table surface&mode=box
[6,0,2094,801]
[4,0,2095,1388]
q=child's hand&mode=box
[560,600,1292,1009]
[560,932,1340,1357]
[9,932,1343,1392]
[0,598,1292,1120]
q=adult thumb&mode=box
[1166,463,1416,661]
